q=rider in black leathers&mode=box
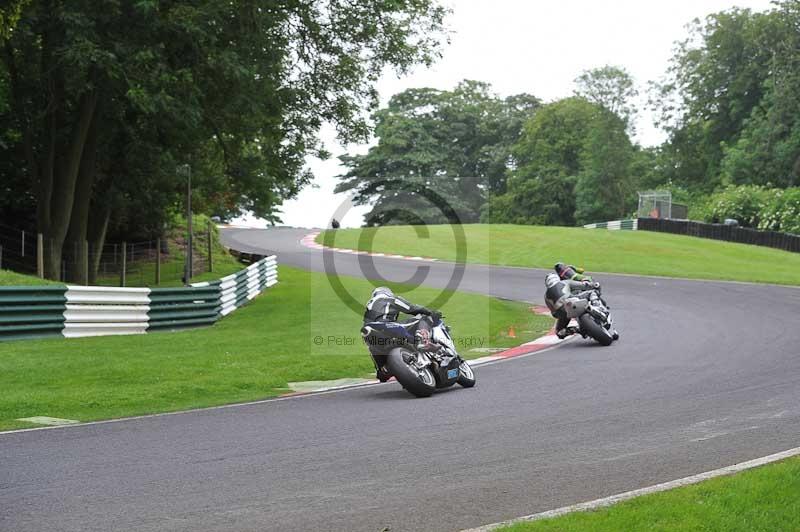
[363,286,441,381]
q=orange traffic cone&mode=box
[508,325,516,338]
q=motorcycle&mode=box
[566,284,618,346]
[360,315,476,397]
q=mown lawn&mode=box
[0,265,551,431]
[319,224,800,285]
[500,456,800,532]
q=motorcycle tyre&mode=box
[578,314,614,346]
[386,347,436,398]
[457,359,476,388]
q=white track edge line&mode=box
[462,446,800,532]
[0,332,566,437]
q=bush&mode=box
[758,188,800,234]
[702,185,778,228]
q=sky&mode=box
[237,0,774,229]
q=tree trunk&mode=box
[65,107,100,284]
[88,197,112,285]
[40,89,99,279]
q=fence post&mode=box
[37,233,44,278]
[21,230,25,257]
[0,245,3,269]
[82,240,89,286]
[207,221,213,273]
[155,238,161,285]
[120,242,127,287]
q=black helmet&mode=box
[554,262,575,280]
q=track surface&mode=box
[2,227,799,532]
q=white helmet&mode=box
[545,273,560,288]
[372,286,394,298]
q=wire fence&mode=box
[0,221,215,286]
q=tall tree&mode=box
[574,65,638,129]
[337,81,539,225]
[651,7,780,190]
[720,0,800,188]
[484,97,636,226]
[1,0,448,279]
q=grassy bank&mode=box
[319,224,800,285]
[0,265,551,431]
[500,456,800,532]
[0,269,62,286]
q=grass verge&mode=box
[0,265,551,431]
[499,456,800,532]
[319,224,800,285]
[0,269,62,286]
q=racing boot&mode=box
[376,366,392,382]
[556,326,579,339]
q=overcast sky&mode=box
[238,0,774,229]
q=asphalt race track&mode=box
[2,227,799,532]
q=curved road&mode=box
[2,227,799,532]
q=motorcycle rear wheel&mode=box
[386,348,436,397]
[578,314,614,346]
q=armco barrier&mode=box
[583,219,638,230]
[0,255,278,341]
[0,286,68,341]
[63,286,150,338]
[148,285,221,331]
[636,218,800,253]
[206,255,278,316]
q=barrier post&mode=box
[155,238,161,285]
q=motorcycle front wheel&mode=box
[386,348,436,397]
[457,359,476,388]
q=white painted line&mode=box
[17,416,80,426]
[462,446,800,532]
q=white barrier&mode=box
[62,286,151,338]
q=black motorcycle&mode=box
[361,315,476,397]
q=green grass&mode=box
[0,269,60,286]
[319,224,800,285]
[500,456,800,532]
[0,265,551,431]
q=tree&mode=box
[484,97,636,226]
[1,0,448,280]
[720,1,800,188]
[574,65,638,129]
[336,80,539,225]
[651,7,780,190]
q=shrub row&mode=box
[698,185,800,235]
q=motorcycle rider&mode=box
[554,262,592,282]
[544,273,618,341]
[363,286,442,381]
